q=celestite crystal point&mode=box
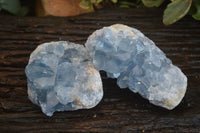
[25,41,103,116]
[85,24,187,110]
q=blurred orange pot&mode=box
[36,0,92,16]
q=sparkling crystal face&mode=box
[85,24,187,109]
[25,41,103,116]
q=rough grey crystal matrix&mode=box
[85,24,187,110]
[25,41,103,116]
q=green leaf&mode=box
[79,0,90,10]
[189,0,200,20]
[163,0,192,25]
[1,0,21,14]
[97,0,103,4]
[110,0,118,4]
[79,0,94,11]
[192,4,200,20]
[142,0,165,7]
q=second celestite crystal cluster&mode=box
[85,24,187,110]
[25,24,187,116]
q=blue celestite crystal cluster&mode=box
[85,24,187,109]
[25,41,103,116]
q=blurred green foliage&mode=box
[0,0,199,24]
[189,0,200,20]
[80,0,200,25]
[0,0,28,16]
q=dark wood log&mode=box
[0,8,200,132]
